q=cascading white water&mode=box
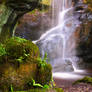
[33,0,83,73]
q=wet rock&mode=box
[15,11,52,41]
[71,0,92,69]
[0,0,46,42]
[37,35,64,64]
[37,35,74,72]
[53,59,74,72]
[75,20,92,69]
[74,0,92,22]
[72,0,79,5]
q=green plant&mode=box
[36,54,52,85]
[55,88,64,92]
[10,85,14,92]
[16,56,24,63]
[28,79,43,88]
[37,53,49,67]
[43,53,50,64]
[0,44,6,56]
[43,84,49,89]
[28,79,51,89]
[43,53,48,62]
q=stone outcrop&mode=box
[0,37,52,91]
[15,10,52,40]
[0,0,41,43]
[73,0,92,69]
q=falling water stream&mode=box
[33,0,87,79]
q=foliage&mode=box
[36,62,52,85]
[36,53,52,85]
[55,88,64,92]
[28,79,43,88]
[41,0,52,5]
[10,85,14,92]
[0,44,6,56]
[12,88,64,92]
[9,83,63,92]
[28,79,50,89]
[0,37,40,64]
[0,37,52,91]
[43,84,50,89]
[83,0,92,4]
[37,53,48,67]
[83,0,92,12]
[73,76,92,85]
[10,79,53,91]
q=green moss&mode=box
[11,88,64,92]
[26,88,64,92]
[0,37,52,91]
[73,76,92,85]
[34,53,52,85]
[37,63,52,85]
[0,44,6,56]
[41,0,52,5]
[0,37,40,64]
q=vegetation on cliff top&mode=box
[83,0,92,12]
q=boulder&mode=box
[0,37,52,91]
[0,0,42,43]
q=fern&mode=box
[10,85,14,92]
[28,79,43,88]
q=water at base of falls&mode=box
[33,0,83,74]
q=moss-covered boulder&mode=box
[0,37,52,91]
[37,62,52,85]
[18,88,64,92]
[73,76,92,85]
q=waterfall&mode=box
[33,0,80,72]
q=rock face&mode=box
[0,37,52,91]
[15,11,52,40]
[73,0,92,69]
[53,59,74,72]
[37,35,64,63]
[37,35,74,72]
[14,0,92,70]
[75,21,92,68]
[0,0,40,43]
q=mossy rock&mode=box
[73,76,92,85]
[0,63,38,91]
[0,37,52,91]
[36,63,52,85]
[21,88,64,92]
[0,37,40,64]
[1,88,64,92]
